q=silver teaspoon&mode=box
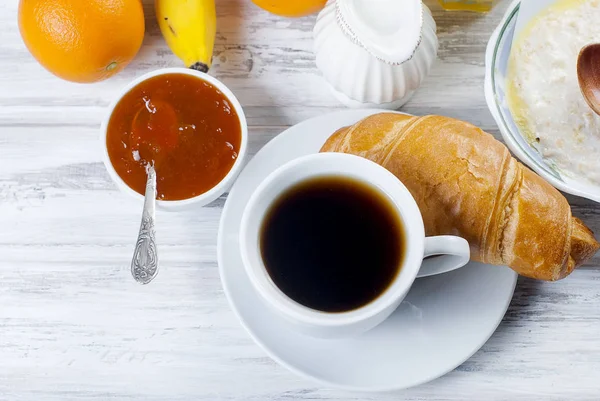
[131,164,159,284]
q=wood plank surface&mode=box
[1,0,600,399]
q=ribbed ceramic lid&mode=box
[335,0,424,65]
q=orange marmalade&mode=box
[107,73,242,201]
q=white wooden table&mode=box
[2,1,600,399]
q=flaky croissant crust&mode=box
[321,113,599,281]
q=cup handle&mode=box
[416,236,471,278]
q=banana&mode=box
[155,0,216,72]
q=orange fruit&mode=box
[18,0,145,83]
[252,0,327,17]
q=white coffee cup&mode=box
[240,153,470,339]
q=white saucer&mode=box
[218,109,518,392]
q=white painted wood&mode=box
[1,0,600,399]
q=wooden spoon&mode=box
[577,43,600,116]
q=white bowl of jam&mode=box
[100,68,248,210]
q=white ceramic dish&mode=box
[484,0,600,203]
[100,68,248,211]
[218,109,518,391]
[313,0,438,110]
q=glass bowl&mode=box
[484,0,600,202]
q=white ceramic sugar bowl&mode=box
[313,0,438,109]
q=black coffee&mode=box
[260,176,404,313]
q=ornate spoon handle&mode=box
[131,165,159,284]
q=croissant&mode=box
[320,113,599,281]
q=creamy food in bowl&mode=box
[484,0,600,203]
[507,0,600,186]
